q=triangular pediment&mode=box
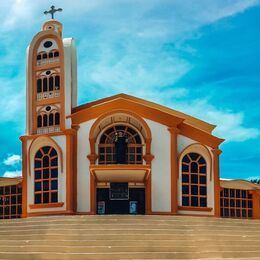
[72,93,215,133]
[69,93,224,148]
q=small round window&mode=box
[46,106,51,112]
[43,41,53,48]
[46,70,51,75]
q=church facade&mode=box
[5,19,256,219]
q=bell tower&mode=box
[26,12,77,135]
[21,8,78,217]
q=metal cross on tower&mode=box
[44,5,62,19]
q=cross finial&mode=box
[44,5,62,20]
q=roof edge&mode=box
[72,93,217,134]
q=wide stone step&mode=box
[1,234,260,242]
[1,251,260,260]
[0,215,259,259]
[0,223,259,232]
[1,244,260,253]
[0,239,259,247]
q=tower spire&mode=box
[44,5,62,20]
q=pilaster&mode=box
[252,190,260,219]
[212,148,222,217]
[168,126,180,214]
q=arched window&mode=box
[49,76,54,91]
[49,113,54,126]
[37,115,42,128]
[34,146,58,204]
[55,75,60,90]
[98,125,143,164]
[181,153,207,207]
[37,79,42,93]
[43,78,48,92]
[54,51,59,57]
[55,112,60,125]
[43,114,48,127]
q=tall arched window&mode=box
[34,146,58,204]
[181,153,207,207]
[99,125,143,164]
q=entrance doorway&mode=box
[96,185,145,214]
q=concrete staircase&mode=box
[0,215,260,259]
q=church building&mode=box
[1,18,260,219]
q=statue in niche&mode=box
[114,131,128,164]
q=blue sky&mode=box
[0,0,259,179]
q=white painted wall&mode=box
[145,119,171,213]
[27,135,67,213]
[77,119,96,212]
[177,134,196,155]
[63,37,77,128]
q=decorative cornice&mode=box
[168,126,181,135]
[211,148,222,156]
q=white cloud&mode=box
[247,176,260,181]
[167,97,260,142]
[0,0,259,144]
[0,0,258,33]
[3,154,22,166]
[3,170,22,178]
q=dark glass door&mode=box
[96,187,145,214]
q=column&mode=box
[252,190,260,219]
[65,129,77,214]
[212,148,222,217]
[90,172,96,214]
[72,124,80,213]
[168,126,180,214]
[20,136,28,218]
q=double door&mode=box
[96,187,145,214]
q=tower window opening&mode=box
[37,115,42,128]
[43,114,48,127]
[37,108,61,133]
[36,49,60,66]
[36,73,61,100]
[54,51,59,57]
[43,78,48,92]
[37,79,42,93]
[49,76,54,91]
[55,113,60,125]
[49,113,54,126]
[55,75,60,90]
